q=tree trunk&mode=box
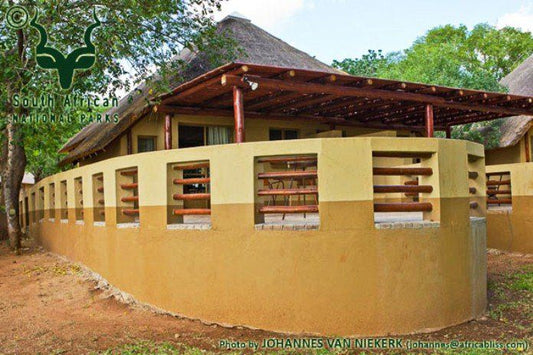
[3,121,26,253]
[0,135,7,241]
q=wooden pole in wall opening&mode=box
[164,114,172,150]
[425,104,434,137]
[233,86,245,143]
[445,125,452,139]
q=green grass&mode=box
[509,266,533,292]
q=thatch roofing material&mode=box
[493,55,533,149]
[59,14,340,166]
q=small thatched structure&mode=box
[59,13,340,166]
[491,55,533,149]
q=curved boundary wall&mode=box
[486,163,533,254]
[24,137,487,336]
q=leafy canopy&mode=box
[333,24,533,148]
[1,0,237,179]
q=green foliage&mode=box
[1,0,237,179]
[333,24,533,148]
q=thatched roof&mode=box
[59,14,340,166]
[492,54,533,149]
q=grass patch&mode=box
[509,266,533,292]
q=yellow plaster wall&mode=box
[26,138,487,336]
[486,163,533,254]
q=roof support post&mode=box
[425,104,434,138]
[126,129,133,154]
[164,114,172,150]
[233,86,245,143]
[445,125,452,139]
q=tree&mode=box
[0,0,237,252]
[333,24,533,147]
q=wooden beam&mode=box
[221,75,533,117]
[425,104,434,137]
[233,86,245,143]
[164,114,172,150]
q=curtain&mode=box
[207,126,232,145]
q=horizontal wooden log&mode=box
[259,205,319,214]
[374,202,433,212]
[173,208,211,215]
[373,167,433,176]
[257,156,317,164]
[258,188,318,196]
[98,199,105,205]
[469,187,477,194]
[122,209,139,216]
[487,199,512,204]
[486,180,511,186]
[173,162,210,170]
[258,171,318,179]
[99,211,105,216]
[404,180,418,186]
[121,196,139,202]
[486,190,511,195]
[470,201,479,209]
[173,177,211,185]
[173,193,211,200]
[97,187,104,193]
[468,171,479,179]
[120,183,138,190]
[96,176,103,181]
[120,169,138,176]
[374,185,433,193]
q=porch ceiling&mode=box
[158,62,533,131]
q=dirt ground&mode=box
[0,240,531,354]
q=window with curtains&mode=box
[178,125,233,148]
[138,136,157,152]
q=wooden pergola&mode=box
[155,63,533,145]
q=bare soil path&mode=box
[0,241,531,354]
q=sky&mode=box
[214,0,533,65]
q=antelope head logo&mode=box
[30,9,101,90]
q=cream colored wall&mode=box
[486,142,523,165]
[25,137,486,336]
[80,113,404,166]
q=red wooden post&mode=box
[126,129,133,154]
[425,104,434,137]
[445,125,452,139]
[233,86,245,143]
[164,114,172,150]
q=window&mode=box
[138,136,156,152]
[269,129,299,141]
[178,125,233,148]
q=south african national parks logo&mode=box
[4,5,101,90]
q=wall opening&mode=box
[255,154,319,230]
[37,187,44,221]
[74,177,83,221]
[116,167,139,224]
[167,161,211,228]
[486,171,512,210]
[49,183,55,219]
[60,180,68,220]
[372,151,438,226]
[93,173,105,222]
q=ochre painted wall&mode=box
[27,138,486,336]
[486,163,533,254]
